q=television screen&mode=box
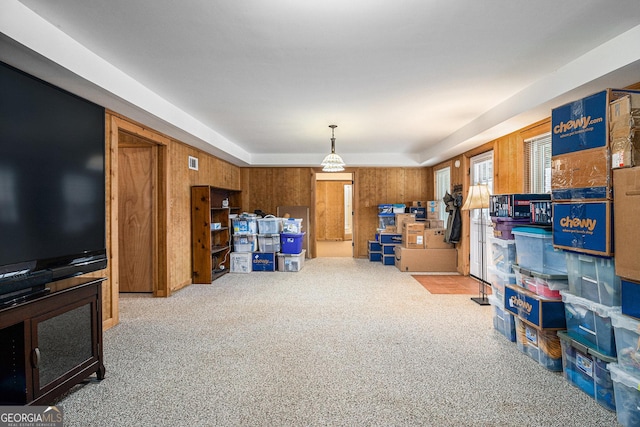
[0,61,106,299]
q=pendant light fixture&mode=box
[321,124,345,172]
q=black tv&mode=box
[0,61,107,305]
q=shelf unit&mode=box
[191,186,241,283]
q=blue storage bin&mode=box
[561,290,620,357]
[369,251,382,262]
[558,331,616,412]
[512,227,567,274]
[621,279,640,320]
[280,232,305,254]
[382,254,394,265]
[565,251,621,307]
[514,317,563,371]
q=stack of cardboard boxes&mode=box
[393,201,457,272]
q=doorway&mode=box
[469,151,493,280]
[315,172,353,257]
[117,131,158,293]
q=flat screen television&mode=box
[0,61,107,305]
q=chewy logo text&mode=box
[553,116,603,134]
[559,216,597,232]
[509,295,532,315]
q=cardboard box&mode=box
[551,147,611,200]
[504,284,566,329]
[424,228,454,249]
[609,93,640,123]
[551,89,640,156]
[394,246,457,272]
[230,252,251,273]
[395,213,416,232]
[425,219,444,229]
[611,131,640,169]
[402,222,425,249]
[409,206,426,219]
[552,200,612,257]
[251,252,277,271]
[613,167,640,281]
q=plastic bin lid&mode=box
[281,232,305,237]
[610,311,640,331]
[511,226,552,236]
[557,331,617,363]
[608,363,640,388]
[512,264,567,280]
[488,235,515,246]
[560,290,622,317]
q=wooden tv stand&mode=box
[0,276,105,405]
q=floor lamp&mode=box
[462,184,491,306]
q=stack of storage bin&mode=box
[486,235,517,342]
[230,214,306,273]
[505,226,567,371]
[609,311,640,427]
[374,204,404,266]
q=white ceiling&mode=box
[2,0,640,167]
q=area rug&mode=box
[411,275,491,295]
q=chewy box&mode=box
[251,252,276,271]
[565,251,621,307]
[558,331,616,412]
[280,232,305,254]
[608,363,640,427]
[553,201,613,257]
[512,227,567,274]
[514,317,563,371]
[487,236,517,274]
[488,294,516,342]
[277,250,305,272]
[621,279,640,320]
[561,290,619,358]
[611,312,640,377]
[504,284,566,329]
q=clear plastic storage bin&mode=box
[512,227,567,274]
[561,290,620,358]
[565,251,621,307]
[608,363,640,427]
[611,312,640,377]
[233,234,257,252]
[257,216,281,234]
[512,264,568,299]
[487,265,516,303]
[257,234,280,252]
[281,218,303,233]
[558,331,616,412]
[232,216,258,234]
[488,236,517,273]
[488,294,516,342]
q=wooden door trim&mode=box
[109,116,169,301]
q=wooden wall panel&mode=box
[316,180,347,240]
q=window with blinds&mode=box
[524,133,551,193]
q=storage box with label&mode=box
[552,201,612,257]
[530,200,553,225]
[551,147,611,200]
[423,228,453,249]
[514,316,563,371]
[393,246,457,272]
[504,284,566,329]
[558,331,616,412]
[409,206,426,220]
[489,193,551,218]
[277,250,305,272]
[251,252,276,271]
[402,222,425,249]
[561,290,619,358]
[230,252,251,273]
[613,167,640,282]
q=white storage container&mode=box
[257,216,281,234]
[277,250,306,272]
[281,218,303,233]
[230,252,251,273]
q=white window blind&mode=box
[524,133,551,194]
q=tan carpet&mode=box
[412,274,491,295]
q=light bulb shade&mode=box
[461,184,491,210]
[321,125,346,172]
[322,163,345,172]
